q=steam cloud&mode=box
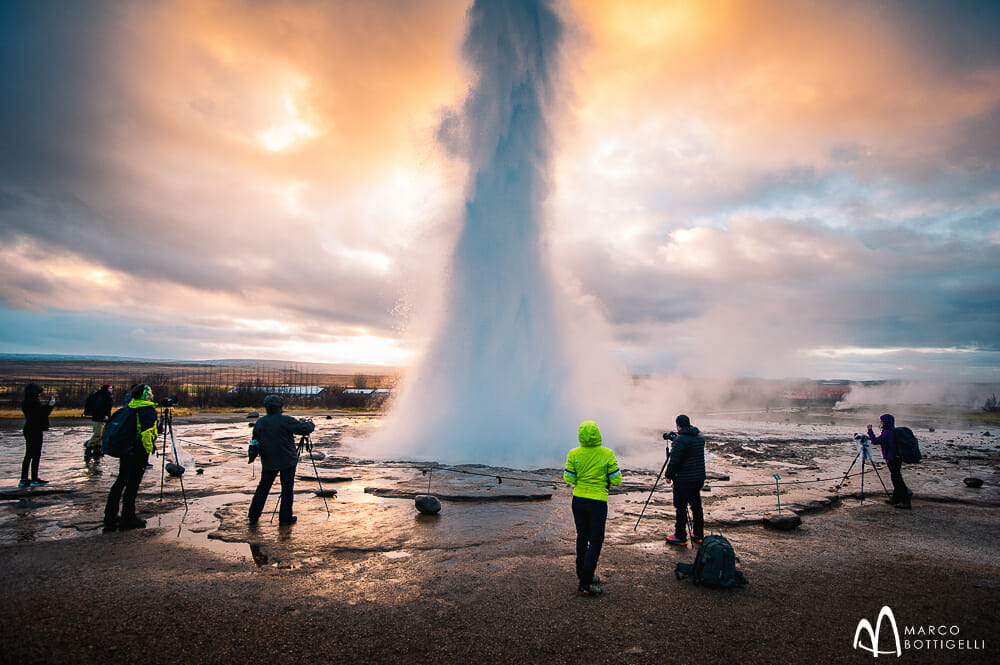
[367,0,624,466]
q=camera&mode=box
[158,396,178,407]
[663,431,678,441]
[853,433,869,444]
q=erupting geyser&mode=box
[371,0,623,466]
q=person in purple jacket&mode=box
[867,413,911,509]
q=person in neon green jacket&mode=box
[564,420,622,595]
[104,384,159,530]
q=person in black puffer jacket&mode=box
[665,414,706,547]
[247,395,315,526]
[20,383,55,487]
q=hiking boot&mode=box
[691,536,705,545]
[578,583,603,595]
[119,517,147,530]
[102,516,119,530]
[666,535,688,547]
[29,479,49,486]
[279,515,298,526]
[18,478,30,488]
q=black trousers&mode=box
[572,496,607,587]
[105,451,149,520]
[248,466,296,524]
[21,430,44,480]
[887,459,910,505]
[672,480,704,540]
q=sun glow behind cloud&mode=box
[1,0,998,380]
[257,93,317,152]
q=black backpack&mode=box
[675,534,748,588]
[894,426,921,464]
[83,390,99,417]
[101,406,137,458]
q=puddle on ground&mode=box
[1,411,996,565]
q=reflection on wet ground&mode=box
[2,410,997,568]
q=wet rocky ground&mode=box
[1,407,998,664]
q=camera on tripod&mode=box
[158,396,179,407]
[663,431,678,441]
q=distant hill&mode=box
[0,354,400,376]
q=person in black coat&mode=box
[84,383,114,463]
[20,383,55,487]
[247,395,315,526]
[665,414,706,547]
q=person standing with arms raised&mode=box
[20,383,54,487]
[564,420,623,595]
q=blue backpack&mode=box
[101,406,137,457]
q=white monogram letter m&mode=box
[853,606,902,657]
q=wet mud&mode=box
[2,409,996,566]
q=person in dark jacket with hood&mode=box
[247,395,315,526]
[867,413,910,509]
[84,383,113,463]
[665,414,706,547]
[20,383,55,487]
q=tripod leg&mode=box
[309,447,331,515]
[634,455,669,530]
[869,459,890,497]
[168,424,188,510]
[836,451,861,490]
[159,425,168,501]
[270,493,280,523]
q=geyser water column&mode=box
[372,0,620,466]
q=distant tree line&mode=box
[0,369,392,412]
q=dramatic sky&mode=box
[2,0,999,381]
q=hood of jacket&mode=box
[24,383,43,398]
[879,414,895,430]
[678,424,700,437]
[128,398,157,410]
[578,420,603,447]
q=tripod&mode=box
[836,435,889,502]
[157,406,188,509]
[269,434,331,522]
[635,448,670,530]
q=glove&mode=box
[248,441,259,464]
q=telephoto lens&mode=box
[248,441,259,464]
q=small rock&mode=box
[963,477,984,488]
[165,462,185,477]
[247,411,259,418]
[415,494,442,515]
[763,511,801,530]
